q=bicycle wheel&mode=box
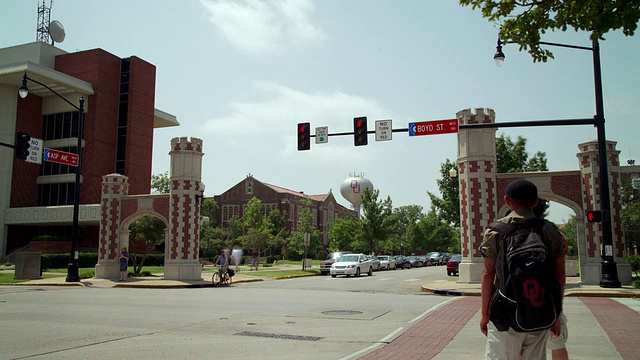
[223,273,232,286]
[212,272,221,286]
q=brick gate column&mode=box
[456,108,497,283]
[578,140,631,284]
[95,174,129,279]
[165,137,204,280]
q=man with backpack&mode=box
[479,179,566,359]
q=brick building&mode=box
[214,175,357,246]
[0,41,178,258]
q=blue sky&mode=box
[2,0,639,223]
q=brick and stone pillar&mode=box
[577,140,631,284]
[164,137,204,280]
[456,108,498,283]
[95,174,129,279]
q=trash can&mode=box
[14,252,42,279]
[565,259,578,277]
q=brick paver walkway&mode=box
[580,297,640,360]
[360,297,480,359]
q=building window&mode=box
[42,111,79,141]
[312,208,318,226]
[38,183,76,206]
[245,178,253,194]
[222,205,240,224]
[262,203,277,216]
[115,58,130,175]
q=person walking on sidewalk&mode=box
[119,247,129,281]
[479,179,566,359]
[532,199,569,360]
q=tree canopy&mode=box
[460,0,640,62]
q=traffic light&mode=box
[15,131,30,160]
[586,210,602,223]
[297,122,310,151]
[353,116,368,146]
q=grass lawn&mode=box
[0,272,75,284]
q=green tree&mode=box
[388,205,424,255]
[620,179,640,253]
[459,0,640,62]
[201,198,218,226]
[289,198,321,259]
[327,214,363,252]
[496,134,548,173]
[240,197,273,258]
[560,215,579,257]
[361,188,393,254]
[151,171,170,194]
[129,215,166,274]
[428,159,460,227]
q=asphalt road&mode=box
[0,265,452,360]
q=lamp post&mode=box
[19,72,84,282]
[495,38,621,288]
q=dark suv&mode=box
[320,251,351,275]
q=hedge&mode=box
[41,253,165,269]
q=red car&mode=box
[446,254,462,276]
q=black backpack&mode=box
[488,218,562,332]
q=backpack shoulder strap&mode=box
[488,221,515,238]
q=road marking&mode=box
[403,278,421,282]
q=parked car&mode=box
[320,251,351,275]
[441,252,452,264]
[417,255,430,266]
[427,251,445,266]
[406,255,424,268]
[376,255,396,270]
[368,255,381,271]
[330,253,373,277]
[394,255,411,269]
[447,254,462,276]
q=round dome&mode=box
[340,176,374,206]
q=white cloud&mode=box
[200,0,324,54]
[202,81,387,163]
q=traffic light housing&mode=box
[353,116,368,146]
[297,122,310,151]
[15,131,30,160]
[586,210,602,223]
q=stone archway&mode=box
[456,108,632,285]
[95,137,204,280]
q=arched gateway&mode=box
[95,137,204,280]
[456,108,634,285]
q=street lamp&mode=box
[496,38,621,288]
[19,72,84,282]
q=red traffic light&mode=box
[586,210,602,223]
[353,116,368,146]
[297,122,310,151]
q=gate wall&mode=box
[95,137,204,280]
[456,108,632,285]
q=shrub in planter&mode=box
[627,254,640,276]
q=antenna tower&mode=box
[36,0,53,44]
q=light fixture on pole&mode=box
[494,39,505,67]
[19,72,84,283]
[495,39,621,288]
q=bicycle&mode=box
[211,267,233,287]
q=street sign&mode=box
[26,137,43,164]
[44,148,79,166]
[315,126,328,144]
[408,119,459,136]
[375,120,392,141]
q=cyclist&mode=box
[215,250,229,274]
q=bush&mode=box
[266,255,280,264]
[41,253,98,269]
[627,254,640,276]
[633,277,640,289]
[130,254,164,266]
[31,235,70,242]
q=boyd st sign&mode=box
[409,119,459,136]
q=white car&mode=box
[376,255,396,270]
[330,253,373,277]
